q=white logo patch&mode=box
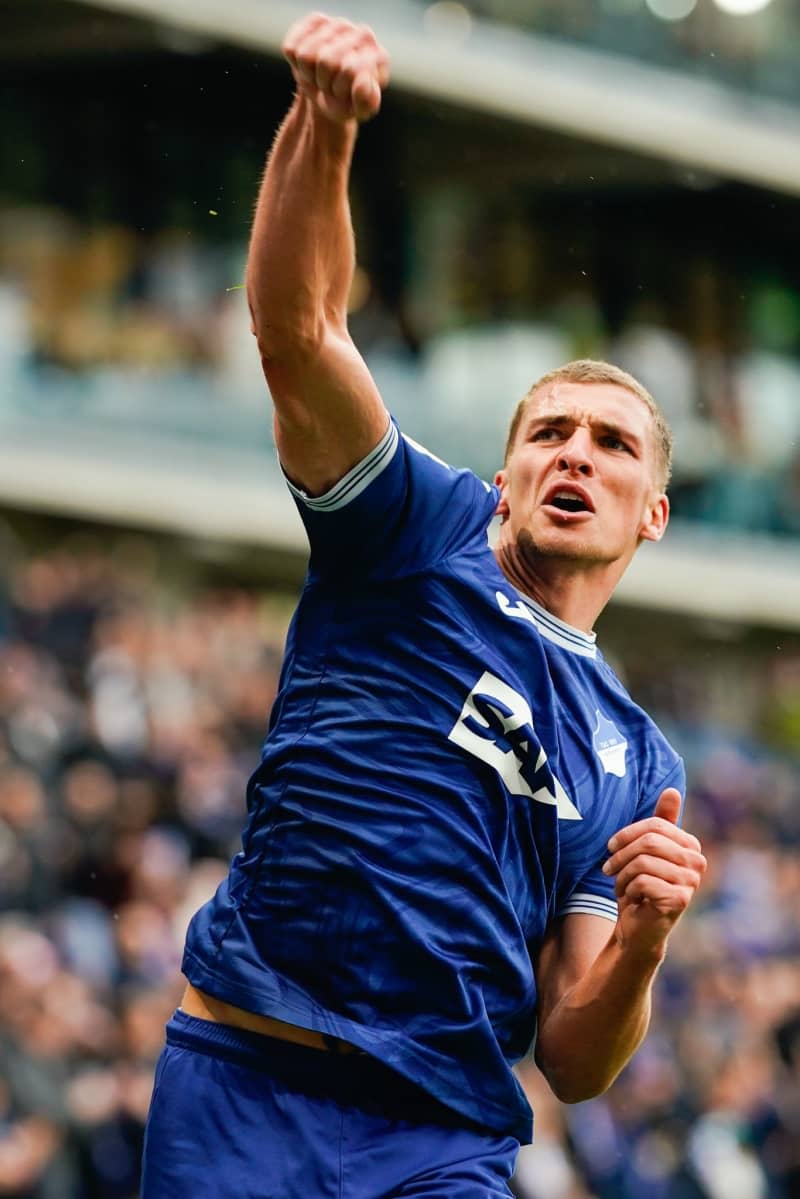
[592,709,628,778]
[448,671,581,820]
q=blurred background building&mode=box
[0,1,799,1196]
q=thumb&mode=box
[654,787,682,826]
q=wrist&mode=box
[296,89,359,137]
[613,925,668,970]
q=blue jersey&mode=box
[183,419,684,1145]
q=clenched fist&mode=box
[603,787,707,957]
[283,12,390,124]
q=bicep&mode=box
[536,913,615,1028]
[262,324,389,497]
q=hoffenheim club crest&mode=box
[593,710,628,778]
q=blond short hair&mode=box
[503,359,673,490]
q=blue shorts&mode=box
[142,1010,519,1198]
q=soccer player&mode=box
[141,13,707,1198]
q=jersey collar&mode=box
[512,589,598,659]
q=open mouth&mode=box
[548,490,590,514]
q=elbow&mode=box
[249,306,327,366]
[535,1052,617,1105]
[246,277,332,364]
[547,1076,613,1105]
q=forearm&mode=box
[535,933,664,1103]
[247,94,357,358]
[536,791,706,1104]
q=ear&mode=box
[494,468,510,522]
[639,492,669,544]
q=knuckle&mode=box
[338,50,361,78]
[316,49,337,73]
[331,18,358,41]
[331,73,353,99]
[684,849,704,872]
[357,73,378,95]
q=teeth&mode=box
[549,490,588,513]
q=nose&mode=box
[557,429,595,477]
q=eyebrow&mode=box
[527,412,643,450]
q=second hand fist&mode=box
[283,13,390,124]
[603,788,707,954]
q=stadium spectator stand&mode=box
[0,528,796,1198]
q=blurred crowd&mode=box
[0,533,284,1197]
[0,529,797,1198]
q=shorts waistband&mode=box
[165,1010,465,1128]
[168,1009,348,1071]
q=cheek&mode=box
[515,459,543,494]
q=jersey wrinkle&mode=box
[184,421,684,1146]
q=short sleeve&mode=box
[556,758,687,925]
[558,867,619,924]
[284,417,499,580]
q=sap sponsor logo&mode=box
[448,671,581,820]
[592,710,628,778]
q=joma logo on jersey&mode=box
[448,671,581,820]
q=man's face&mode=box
[495,381,669,569]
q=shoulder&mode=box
[291,416,501,579]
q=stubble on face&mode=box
[514,525,618,570]
[499,384,667,577]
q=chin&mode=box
[519,527,616,566]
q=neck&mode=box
[494,534,629,634]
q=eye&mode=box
[600,434,631,453]
[531,427,562,442]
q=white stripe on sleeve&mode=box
[283,420,399,512]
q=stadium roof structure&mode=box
[71,0,800,198]
[5,0,800,628]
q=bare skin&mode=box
[189,10,708,1106]
[494,380,670,634]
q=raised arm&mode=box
[534,788,706,1102]
[247,13,391,496]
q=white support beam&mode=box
[2,414,800,630]
[614,530,800,631]
[73,0,800,195]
